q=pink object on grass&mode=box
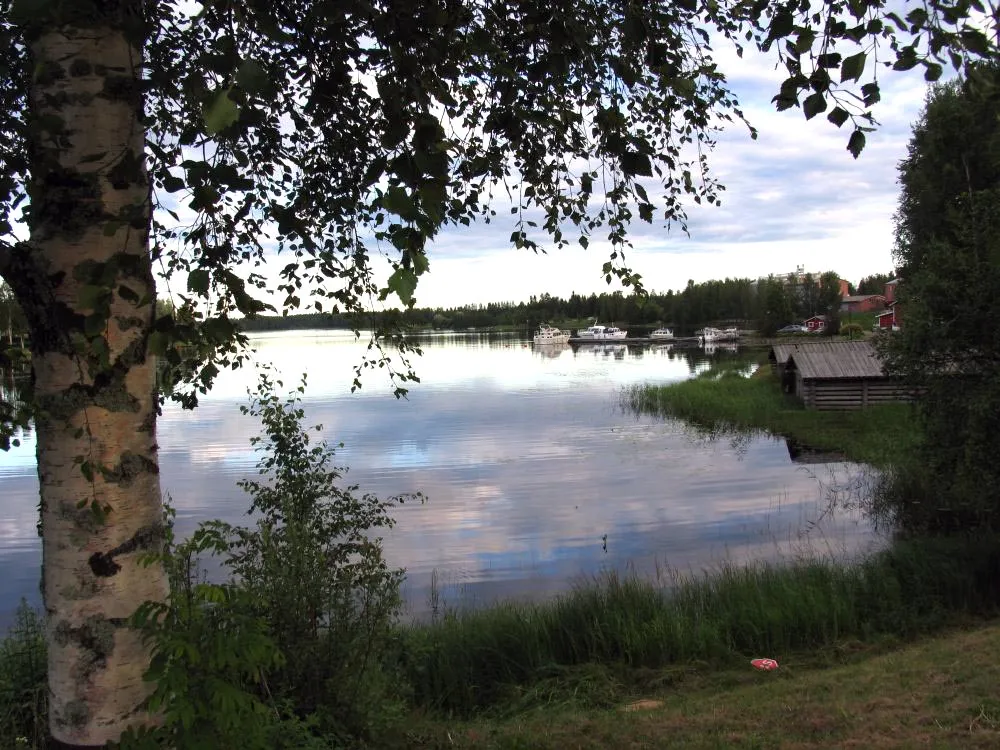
[751,658,779,671]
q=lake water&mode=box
[0,331,880,627]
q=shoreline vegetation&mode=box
[622,351,917,469]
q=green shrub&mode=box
[228,372,411,740]
[840,322,864,338]
[0,601,46,749]
[125,372,413,748]
[123,515,285,750]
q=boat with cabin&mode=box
[575,322,628,340]
[699,327,722,342]
[650,327,674,340]
[533,324,571,345]
[699,326,739,343]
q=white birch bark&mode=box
[27,19,168,747]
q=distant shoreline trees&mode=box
[237,270,871,336]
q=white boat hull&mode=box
[576,322,628,340]
[534,333,571,345]
[533,324,571,345]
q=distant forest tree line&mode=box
[0,271,894,347]
[238,271,890,337]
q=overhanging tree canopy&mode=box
[885,62,1000,531]
[0,0,996,745]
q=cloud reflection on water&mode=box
[0,332,881,626]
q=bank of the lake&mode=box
[622,352,918,469]
[395,533,1000,716]
[4,534,1000,749]
[404,619,1000,749]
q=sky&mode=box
[141,22,935,313]
[403,46,930,309]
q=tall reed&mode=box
[397,535,1000,715]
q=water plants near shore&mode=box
[622,353,918,469]
[5,534,1000,749]
[394,535,1000,718]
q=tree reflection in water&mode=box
[1,355,33,449]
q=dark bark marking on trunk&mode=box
[33,59,66,86]
[110,335,148,371]
[115,314,146,331]
[34,166,104,238]
[52,616,127,712]
[56,502,103,535]
[68,58,92,77]
[2,244,83,356]
[139,403,155,433]
[102,449,158,486]
[101,74,140,108]
[106,148,144,190]
[57,571,100,601]
[88,523,162,577]
[59,699,90,730]
[38,377,141,422]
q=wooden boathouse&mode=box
[769,340,912,410]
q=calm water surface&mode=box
[0,331,880,626]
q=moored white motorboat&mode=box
[699,327,723,342]
[533,324,571,345]
[700,326,739,342]
[650,327,674,340]
[575,322,628,340]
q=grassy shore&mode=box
[622,355,918,468]
[404,621,1000,748]
[395,536,1000,721]
[6,535,1000,748]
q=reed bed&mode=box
[621,366,916,468]
[397,536,1000,715]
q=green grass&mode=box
[622,359,918,468]
[395,536,1000,718]
[402,621,1000,749]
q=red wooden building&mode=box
[876,305,902,330]
[839,294,886,314]
[876,278,902,330]
[803,315,827,332]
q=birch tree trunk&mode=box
[15,6,168,746]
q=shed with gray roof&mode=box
[769,340,914,410]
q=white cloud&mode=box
[150,36,936,312]
[389,44,936,307]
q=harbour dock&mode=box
[567,336,707,345]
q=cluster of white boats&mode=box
[532,323,739,345]
[696,326,741,342]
